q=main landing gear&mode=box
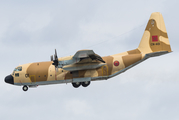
[22,85,28,91]
[72,81,91,88]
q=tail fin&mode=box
[138,12,172,55]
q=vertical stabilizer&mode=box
[138,12,172,54]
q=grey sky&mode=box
[0,0,179,120]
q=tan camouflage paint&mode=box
[138,12,171,54]
[27,62,52,82]
[12,12,172,86]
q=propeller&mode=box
[51,55,53,61]
[51,49,59,71]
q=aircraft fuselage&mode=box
[4,12,172,91]
[5,49,143,88]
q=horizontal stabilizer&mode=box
[145,51,170,58]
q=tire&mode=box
[82,81,90,87]
[72,82,81,88]
[22,85,28,91]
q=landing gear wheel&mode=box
[22,85,28,91]
[82,81,90,87]
[72,82,81,88]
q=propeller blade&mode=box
[52,49,59,71]
[51,55,53,61]
[54,54,56,61]
[55,49,58,60]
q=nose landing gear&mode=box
[22,85,28,91]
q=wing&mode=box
[58,50,106,71]
[73,50,105,63]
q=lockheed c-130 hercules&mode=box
[5,12,172,91]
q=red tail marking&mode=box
[152,36,158,42]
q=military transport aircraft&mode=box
[5,12,172,91]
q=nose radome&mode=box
[5,75,14,85]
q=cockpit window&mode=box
[15,73,19,77]
[14,66,22,72]
[12,66,22,75]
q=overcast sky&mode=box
[0,0,179,120]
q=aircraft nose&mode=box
[5,75,14,85]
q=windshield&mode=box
[12,66,22,75]
[14,66,22,71]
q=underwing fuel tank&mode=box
[63,63,106,71]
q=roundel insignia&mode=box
[114,60,119,66]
